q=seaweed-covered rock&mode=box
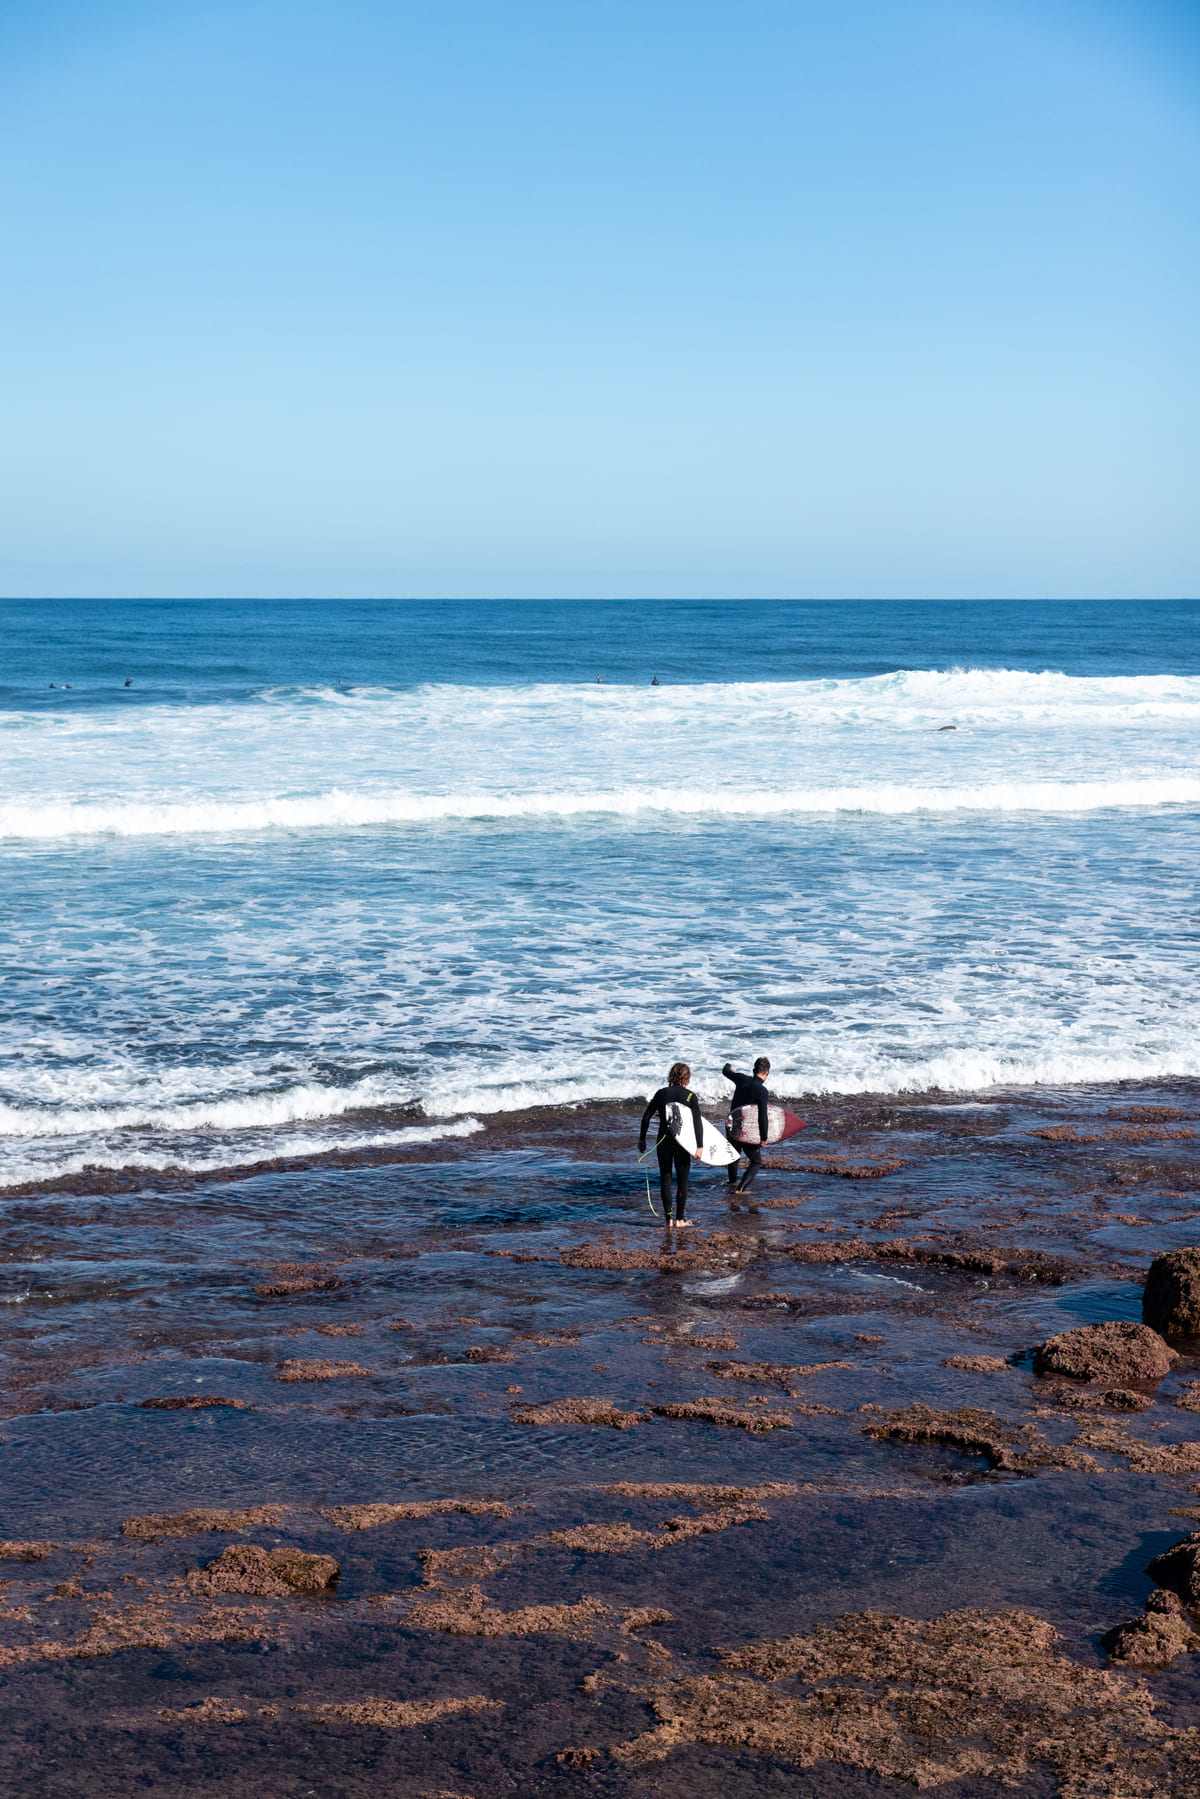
[1103,1590,1198,1668]
[1147,1532,1200,1604]
[1032,1321,1175,1383]
[185,1544,339,1597]
[1144,1249,1200,1338]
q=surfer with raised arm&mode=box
[723,1056,771,1205]
[638,1061,704,1230]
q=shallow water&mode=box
[3,1081,1200,1792]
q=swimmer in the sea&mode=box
[651,674,659,686]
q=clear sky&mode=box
[0,0,1196,599]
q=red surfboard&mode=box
[727,1103,805,1146]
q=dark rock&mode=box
[1147,1532,1200,1603]
[1144,1248,1200,1338]
[1102,1388,1152,1411]
[1032,1321,1175,1383]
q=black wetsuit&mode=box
[639,1084,705,1219]
[722,1063,770,1192]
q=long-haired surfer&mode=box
[723,1057,771,1204]
[638,1062,703,1229]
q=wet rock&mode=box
[510,1396,649,1429]
[254,1275,340,1297]
[1143,1248,1200,1337]
[1103,1589,1199,1667]
[121,1505,286,1542]
[0,1541,57,1561]
[322,1498,512,1529]
[1147,1531,1200,1603]
[941,1356,1009,1372]
[186,1544,339,1597]
[653,1398,792,1433]
[608,1605,1190,1787]
[158,1696,248,1724]
[464,1345,515,1363]
[138,1395,249,1411]
[305,1694,502,1728]
[1032,1320,1175,1383]
[1101,1387,1152,1411]
[272,1359,372,1381]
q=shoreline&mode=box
[3,1070,1200,1789]
[5,1072,1200,1199]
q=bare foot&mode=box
[674,1218,693,1229]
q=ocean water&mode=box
[2,595,1198,1188]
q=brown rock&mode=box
[185,1544,339,1597]
[0,1540,57,1561]
[159,1695,248,1724]
[510,1396,649,1429]
[138,1395,249,1411]
[653,1398,792,1433]
[322,1499,511,1529]
[273,1359,372,1381]
[941,1356,1009,1372]
[1032,1320,1175,1383]
[1143,1248,1200,1338]
[1147,1532,1200,1603]
[1101,1387,1151,1411]
[306,1694,501,1728]
[1103,1591,1199,1667]
[121,1505,287,1541]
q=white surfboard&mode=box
[661,1100,740,1167]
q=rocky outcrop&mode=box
[1104,1590,1199,1668]
[1032,1321,1175,1383]
[1147,1531,1200,1604]
[1143,1249,1200,1338]
[185,1544,339,1597]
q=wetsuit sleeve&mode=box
[722,1062,734,1082]
[688,1090,704,1147]
[639,1091,661,1141]
[758,1089,769,1142]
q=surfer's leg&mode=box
[736,1144,762,1193]
[656,1142,675,1213]
[668,1143,689,1220]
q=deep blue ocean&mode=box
[2,595,1198,1186]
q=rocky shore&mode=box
[3,1077,1200,1795]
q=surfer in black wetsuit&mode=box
[723,1057,771,1204]
[638,1061,704,1229]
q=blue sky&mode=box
[0,0,1196,598]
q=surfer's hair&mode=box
[754,1057,770,1075]
[668,1062,691,1088]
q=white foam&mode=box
[0,1117,482,1192]
[2,774,1198,840]
[0,1075,412,1139]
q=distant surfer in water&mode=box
[638,1062,703,1229]
[723,1057,771,1204]
[651,674,659,685]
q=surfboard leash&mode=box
[638,1133,667,1216]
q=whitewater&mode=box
[2,597,1198,1187]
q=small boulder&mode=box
[186,1544,339,1597]
[1147,1533,1200,1604]
[1032,1321,1175,1383]
[1143,1249,1200,1338]
[1104,1590,1198,1667]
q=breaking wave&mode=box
[3,775,1199,840]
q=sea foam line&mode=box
[0,1118,483,1191]
[3,775,1200,839]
